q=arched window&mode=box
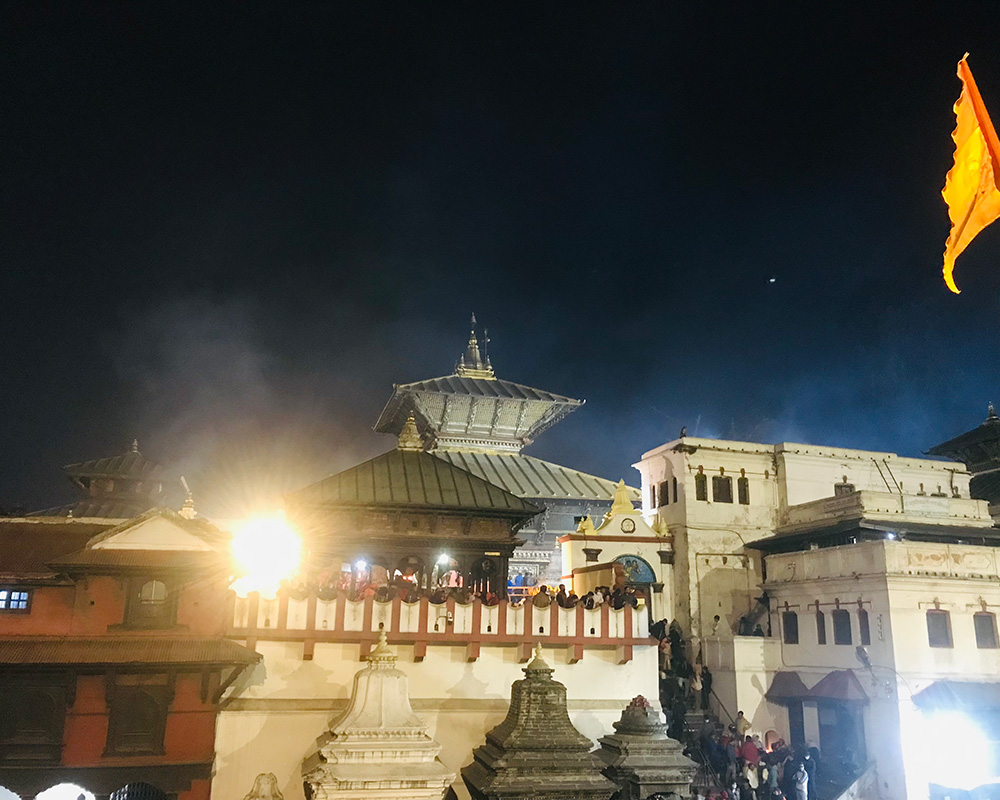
[926,609,952,648]
[695,473,708,501]
[782,611,799,644]
[858,609,871,645]
[139,581,167,604]
[126,579,174,628]
[832,609,852,644]
[815,610,826,645]
[974,611,998,649]
[107,686,168,755]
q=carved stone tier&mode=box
[461,644,616,800]
[595,696,696,800]
[303,632,455,799]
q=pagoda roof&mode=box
[0,518,115,584]
[63,441,167,480]
[0,636,259,667]
[435,451,639,503]
[374,374,582,452]
[288,448,541,518]
[927,405,1000,471]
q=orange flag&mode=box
[942,56,1000,294]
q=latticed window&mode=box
[0,589,31,612]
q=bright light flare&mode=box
[230,513,301,600]
[907,709,995,791]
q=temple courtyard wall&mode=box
[214,602,659,800]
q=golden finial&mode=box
[397,412,424,451]
[131,439,140,454]
[609,479,637,515]
[455,314,496,380]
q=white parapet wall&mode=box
[215,594,659,800]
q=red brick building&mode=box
[0,509,257,800]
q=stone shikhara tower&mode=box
[461,644,617,800]
[302,631,455,799]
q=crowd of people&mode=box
[696,722,818,800]
[650,616,825,800]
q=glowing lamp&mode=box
[355,559,367,571]
[230,513,301,600]
[437,553,450,565]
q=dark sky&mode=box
[4,2,1000,516]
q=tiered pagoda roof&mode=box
[374,317,583,453]
[928,404,1000,505]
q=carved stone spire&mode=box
[456,314,496,380]
[396,412,424,451]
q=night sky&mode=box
[4,3,1000,516]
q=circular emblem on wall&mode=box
[620,518,636,533]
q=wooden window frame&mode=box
[695,473,708,501]
[123,577,178,630]
[782,611,799,644]
[0,587,32,614]
[712,475,733,504]
[832,608,853,645]
[974,611,998,649]
[658,481,670,508]
[926,609,953,648]
[0,675,69,763]
[737,476,750,505]
[858,609,871,646]
[105,678,170,756]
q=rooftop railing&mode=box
[227,592,652,663]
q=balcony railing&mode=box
[227,593,652,663]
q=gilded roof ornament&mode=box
[131,439,140,454]
[397,412,424,451]
[456,313,496,380]
[576,515,597,536]
[609,478,639,516]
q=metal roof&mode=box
[64,448,168,480]
[0,519,115,582]
[749,518,1000,554]
[288,448,540,516]
[392,374,581,403]
[0,636,259,666]
[28,498,159,519]
[47,548,226,573]
[433,451,639,502]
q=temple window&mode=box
[816,610,826,645]
[105,677,170,755]
[649,485,656,508]
[695,473,708,501]
[0,588,31,613]
[672,477,678,502]
[974,611,998,649]
[712,475,733,503]
[782,611,799,644]
[858,609,871,645]
[125,579,175,629]
[658,481,670,507]
[832,609,852,645]
[738,475,750,505]
[926,609,952,648]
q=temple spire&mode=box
[397,412,424,451]
[456,314,496,379]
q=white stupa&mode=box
[302,631,456,799]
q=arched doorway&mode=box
[35,784,94,800]
[613,554,656,587]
